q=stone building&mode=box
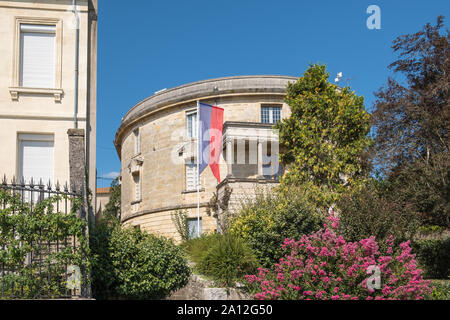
[96,186,110,222]
[0,0,98,212]
[114,76,296,241]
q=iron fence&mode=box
[0,175,89,299]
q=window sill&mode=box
[182,188,205,194]
[9,87,64,102]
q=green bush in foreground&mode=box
[110,227,191,299]
[187,233,258,287]
[90,216,190,300]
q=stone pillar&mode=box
[68,128,91,298]
[226,138,233,178]
[257,140,263,178]
[68,128,86,191]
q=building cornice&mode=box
[114,75,297,158]
[121,202,211,224]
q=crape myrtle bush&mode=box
[230,187,324,267]
[90,215,190,300]
[0,190,89,299]
[246,214,433,300]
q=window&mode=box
[188,218,202,239]
[186,111,197,139]
[134,129,140,155]
[185,162,198,191]
[18,134,54,185]
[261,106,281,124]
[133,173,141,202]
[20,24,56,88]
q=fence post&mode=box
[67,129,91,298]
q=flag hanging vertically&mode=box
[198,102,224,183]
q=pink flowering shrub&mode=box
[245,214,432,300]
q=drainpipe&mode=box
[72,0,80,128]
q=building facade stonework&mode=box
[114,76,296,241]
[0,0,97,213]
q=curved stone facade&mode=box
[114,75,296,241]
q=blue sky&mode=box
[96,0,449,187]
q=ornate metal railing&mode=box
[0,175,89,299]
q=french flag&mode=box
[198,102,224,183]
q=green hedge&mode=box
[90,216,191,299]
[413,238,450,279]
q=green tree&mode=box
[276,64,372,208]
[103,177,121,221]
[371,16,449,228]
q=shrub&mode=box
[246,214,432,300]
[230,187,324,267]
[90,217,191,300]
[338,180,419,243]
[108,226,191,299]
[183,233,222,265]
[0,190,89,299]
[171,210,191,242]
[89,215,120,300]
[426,280,450,300]
[190,233,258,287]
[412,238,450,279]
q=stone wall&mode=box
[168,274,252,300]
[115,76,295,240]
[215,177,279,232]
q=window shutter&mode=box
[186,163,198,191]
[20,24,56,88]
[133,174,141,201]
[19,135,54,185]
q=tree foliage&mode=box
[103,177,121,221]
[371,16,449,228]
[337,179,419,244]
[276,64,372,207]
